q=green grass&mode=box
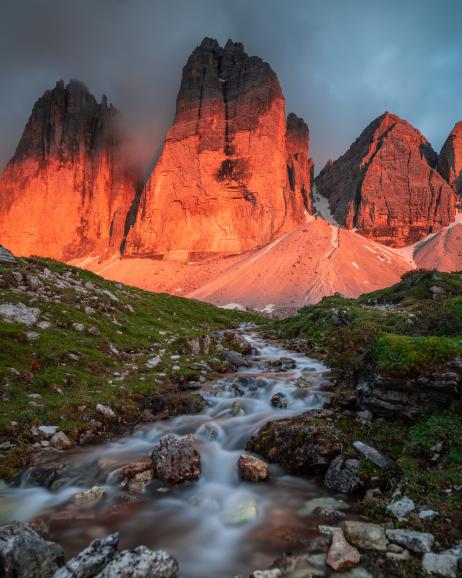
[272,269,462,379]
[0,256,260,476]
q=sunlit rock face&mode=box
[124,38,312,260]
[0,80,137,260]
[439,121,462,196]
[316,112,455,247]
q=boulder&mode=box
[270,392,288,409]
[151,434,201,484]
[52,533,119,578]
[0,246,15,263]
[325,527,361,571]
[324,456,361,494]
[422,552,458,578]
[0,303,40,326]
[94,547,179,578]
[342,521,388,551]
[0,521,64,578]
[385,529,434,553]
[222,350,250,369]
[352,441,391,468]
[246,410,342,475]
[238,455,269,482]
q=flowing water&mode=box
[0,331,350,577]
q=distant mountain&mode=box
[315,112,456,246]
[0,80,138,260]
[124,38,313,260]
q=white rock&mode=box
[38,425,58,438]
[0,302,40,326]
[419,509,438,520]
[102,289,119,302]
[37,321,51,330]
[146,356,161,369]
[72,323,85,333]
[422,553,458,577]
[353,441,391,467]
[387,496,415,519]
[50,431,72,450]
[96,404,116,418]
[386,529,434,553]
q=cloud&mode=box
[0,0,461,173]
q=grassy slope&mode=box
[0,256,258,476]
[275,269,462,378]
[274,270,462,545]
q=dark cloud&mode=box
[0,0,461,173]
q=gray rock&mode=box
[0,521,64,578]
[422,553,458,577]
[222,350,249,369]
[96,404,116,418]
[25,274,44,291]
[419,509,438,520]
[38,425,58,439]
[50,431,72,450]
[151,434,201,484]
[0,302,40,326]
[386,529,434,553]
[324,456,361,494]
[353,441,391,467]
[386,496,415,519]
[53,533,119,578]
[271,392,288,409]
[342,521,388,551]
[95,546,179,578]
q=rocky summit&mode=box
[0,80,138,261]
[439,120,462,197]
[316,112,456,246]
[124,38,312,260]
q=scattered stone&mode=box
[38,425,58,438]
[196,423,220,440]
[314,507,346,522]
[72,322,85,332]
[222,350,249,369]
[301,496,349,516]
[419,509,438,520]
[270,392,288,409]
[387,496,415,519]
[269,357,297,371]
[0,302,40,326]
[342,521,388,551]
[238,455,269,482]
[326,527,361,571]
[52,533,119,578]
[353,441,391,467]
[72,486,106,507]
[25,274,44,291]
[422,552,458,578]
[50,431,72,450]
[151,434,201,484]
[0,521,64,578]
[120,460,153,493]
[101,289,119,302]
[146,356,161,369]
[88,326,100,336]
[95,546,179,578]
[385,529,434,553]
[251,570,282,578]
[96,404,116,418]
[324,456,361,494]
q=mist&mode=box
[1,0,461,174]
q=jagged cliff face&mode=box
[316,112,456,247]
[124,38,312,260]
[0,80,137,260]
[439,121,462,196]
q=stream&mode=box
[0,331,352,577]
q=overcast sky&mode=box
[1,0,461,174]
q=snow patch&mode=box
[312,184,339,226]
[352,261,360,270]
[220,303,247,311]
